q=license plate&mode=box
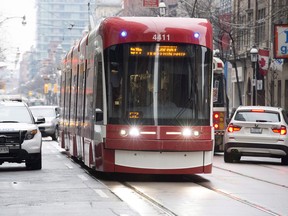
[0,146,9,154]
[250,128,262,134]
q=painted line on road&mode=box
[65,163,73,169]
[77,174,88,181]
[94,189,109,198]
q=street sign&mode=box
[143,0,159,8]
[274,24,288,59]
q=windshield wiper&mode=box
[0,121,19,123]
[255,120,271,122]
[175,97,194,119]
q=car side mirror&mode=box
[35,117,45,124]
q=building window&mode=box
[256,8,266,45]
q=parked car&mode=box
[0,101,44,169]
[29,106,60,141]
[224,106,288,165]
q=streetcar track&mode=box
[214,165,288,189]
[71,156,283,216]
[183,166,283,216]
[120,181,177,216]
[72,158,177,215]
[191,180,280,216]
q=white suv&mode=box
[224,106,288,165]
[0,101,45,169]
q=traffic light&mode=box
[44,84,49,94]
[53,84,58,93]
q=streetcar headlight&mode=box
[182,128,200,137]
[129,127,140,137]
[182,128,192,137]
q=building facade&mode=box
[229,0,288,111]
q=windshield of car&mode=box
[30,107,56,118]
[0,105,33,124]
[234,111,280,122]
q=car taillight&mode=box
[227,123,241,133]
[272,125,287,135]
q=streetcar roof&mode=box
[96,17,213,50]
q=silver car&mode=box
[224,106,288,165]
[30,106,60,141]
[0,101,44,169]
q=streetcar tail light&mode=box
[272,125,287,135]
[217,62,223,69]
[213,112,225,130]
[227,123,241,133]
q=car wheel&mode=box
[224,151,233,163]
[281,156,288,165]
[26,153,42,170]
[52,127,59,141]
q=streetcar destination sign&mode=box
[130,46,187,57]
[274,24,288,59]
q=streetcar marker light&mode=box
[193,130,200,136]
[194,32,200,39]
[120,30,127,37]
[120,129,127,136]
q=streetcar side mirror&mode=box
[226,118,231,124]
[95,108,103,122]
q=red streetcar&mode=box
[212,56,227,152]
[59,17,214,174]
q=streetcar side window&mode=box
[95,53,104,123]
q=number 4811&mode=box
[152,34,170,41]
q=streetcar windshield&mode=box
[213,73,226,107]
[104,43,212,126]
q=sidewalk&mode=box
[0,140,140,216]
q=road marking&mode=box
[65,163,73,169]
[77,174,88,181]
[94,189,109,198]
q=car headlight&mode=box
[25,129,38,140]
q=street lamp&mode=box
[250,46,258,106]
[159,1,166,17]
[0,15,26,26]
